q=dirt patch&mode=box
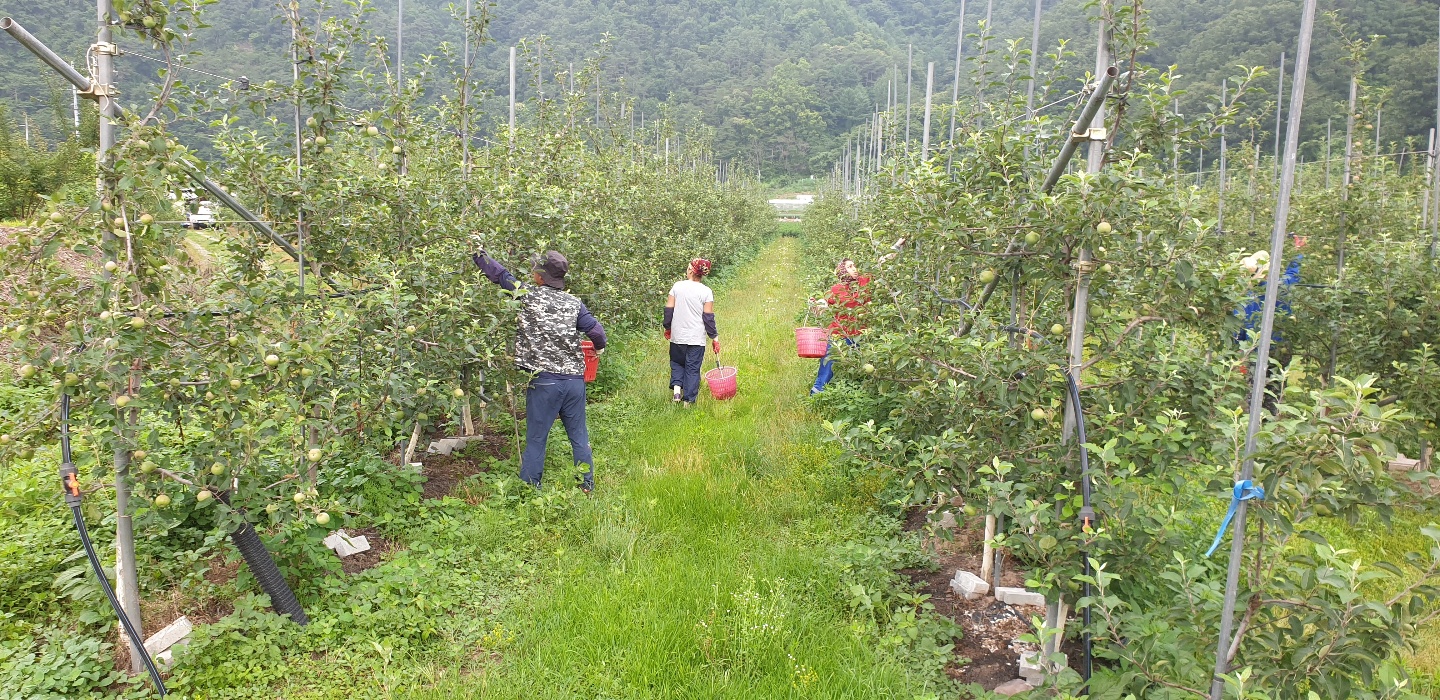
[338,526,396,575]
[111,584,235,672]
[903,508,1044,691]
[419,434,509,499]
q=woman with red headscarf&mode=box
[663,258,720,406]
[810,257,870,394]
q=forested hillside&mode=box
[3,0,1440,177]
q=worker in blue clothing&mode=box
[472,249,607,493]
[1237,235,1306,344]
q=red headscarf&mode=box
[689,258,712,278]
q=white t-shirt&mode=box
[668,279,714,346]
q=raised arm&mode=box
[577,302,607,351]
[472,251,519,291]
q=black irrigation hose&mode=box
[228,521,309,625]
[1006,324,1095,688]
[58,394,168,696]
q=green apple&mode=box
[64,373,80,386]
[115,395,131,408]
[366,125,379,137]
[1096,221,1112,234]
[104,260,119,272]
[129,316,145,329]
[1031,408,1047,421]
[1050,324,1065,336]
[153,493,171,507]
[230,379,243,389]
[300,367,313,377]
[307,448,322,462]
[133,449,147,460]
[453,388,465,398]
[196,489,212,502]
[265,503,279,514]
[18,364,37,380]
[0,434,10,445]
[293,492,307,503]
[139,460,156,473]
[978,269,996,284]
[139,213,154,225]
[210,462,225,475]
[1024,231,1040,245]
[315,512,331,526]
[49,211,65,223]
[265,354,280,367]
[862,363,875,374]
[405,325,416,334]
[306,116,317,128]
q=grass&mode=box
[405,237,921,698]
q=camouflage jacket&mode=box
[473,253,607,375]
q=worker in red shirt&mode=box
[810,258,869,393]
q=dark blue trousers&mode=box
[669,343,706,402]
[521,376,593,489]
[811,337,856,393]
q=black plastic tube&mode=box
[59,394,168,696]
[1065,372,1095,691]
[228,521,308,625]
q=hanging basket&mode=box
[704,365,738,400]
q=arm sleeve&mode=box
[703,312,717,339]
[577,303,607,350]
[1282,256,1302,286]
[663,306,674,330]
[472,253,518,291]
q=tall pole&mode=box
[290,10,305,300]
[96,0,142,674]
[461,0,470,176]
[396,0,403,85]
[1423,129,1434,230]
[71,84,80,138]
[905,44,914,148]
[922,62,935,161]
[1209,1,1316,697]
[1433,5,1440,259]
[948,0,968,173]
[1274,52,1284,182]
[1218,80,1227,234]
[508,46,516,140]
[1026,0,1043,115]
[1325,118,1332,189]
[978,0,995,105]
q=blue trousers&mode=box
[522,376,593,489]
[669,343,706,402]
[812,338,856,393]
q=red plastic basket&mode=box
[581,340,598,383]
[704,365,738,400]
[795,327,829,358]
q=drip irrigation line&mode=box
[58,392,168,696]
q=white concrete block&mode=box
[950,570,989,600]
[996,586,1046,607]
[323,530,372,558]
[937,510,958,530]
[143,616,191,658]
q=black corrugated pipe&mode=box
[221,498,308,625]
[58,393,168,696]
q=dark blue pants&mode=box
[522,377,593,489]
[812,338,856,394]
[669,343,706,402]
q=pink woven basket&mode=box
[704,365,738,400]
[794,327,828,358]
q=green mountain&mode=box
[3,0,1439,177]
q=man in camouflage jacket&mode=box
[473,249,607,491]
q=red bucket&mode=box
[581,340,598,382]
[704,365,738,400]
[795,327,828,358]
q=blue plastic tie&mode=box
[1205,480,1266,557]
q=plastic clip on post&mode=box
[58,393,168,696]
[1205,480,1266,557]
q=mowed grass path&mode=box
[413,238,920,699]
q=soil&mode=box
[338,526,396,575]
[902,507,1045,692]
[419,433,508,499]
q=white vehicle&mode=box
[171,189,216,229]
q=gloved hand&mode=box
[711,339,721,355]
[809,298,829,311]
[664,329,671,341]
